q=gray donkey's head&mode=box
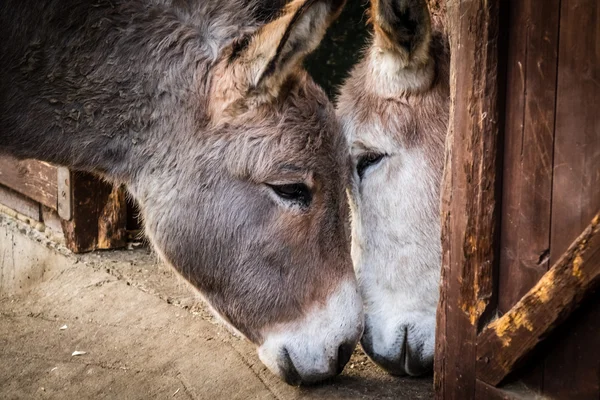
[127,0,363,385]
[0,0,364,384]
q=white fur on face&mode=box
[366,49,435,98]
[257,279,364,384]
[342,117,441,375]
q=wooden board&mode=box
[433,1,501,398]
[497,0,561,389]
[0,185,41,221]
[542,0,600,397]
[498,0,560,313]
[477,213,600,386]
[61,172,127,253]
[0,156,58,210]
[475,380,539,400]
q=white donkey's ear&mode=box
[370,0,431,68]
[211,0,344,118]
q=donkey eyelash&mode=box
[266,183,312,209]
[356,152,386,180]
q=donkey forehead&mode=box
[224,90,349,182]
[261,80,348,165]
[339,98,416,153]
[267,124,349,179]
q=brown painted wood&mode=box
[498,0,560,313]
[61,172,127,253]
[433,1,501,399]
[0,156,58,210]
[541,1,600,397]
[540,290,600,400]
[476,380,539,400]
[477,212,600,386]
[497,0,562,389]
[0,185,41,221]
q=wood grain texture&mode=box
[497,0,562,389]
[0,185,41,221]
[477,212,600,386]
[542,0,600,397]
[61,172,127,253]
[475,380,540,400]
[434,0,501,398]
[498,0,560,314]
[0,156,57,210]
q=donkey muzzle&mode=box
[360,313,435,376]
[257,279,364,385]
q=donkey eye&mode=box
[268,183,312,207]
[357,153,385,179]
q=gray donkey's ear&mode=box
[370,0,431,67]
[248,0,346,91]
[210,0,345,119]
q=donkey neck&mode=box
[0,0,259,182]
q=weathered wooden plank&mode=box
[0,185,41,222]
[433,0,502,399]
[477,212,600,386]
[541,290,600,400]
[497,0,561,389]
[498,0,560,313]
[0,155,58,210]
[61,172,127,253]
[475,380,540,400]
[542,1,600,397]
[41,206,64,237]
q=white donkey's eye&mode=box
[356,152,385,180]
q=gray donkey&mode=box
[337,0,448,377]
[0,0,364,385]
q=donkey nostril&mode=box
[336,342,354,374]
[280,347,302,386]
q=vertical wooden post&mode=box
[60,171,127,253]
[434,0,502,398]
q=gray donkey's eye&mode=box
[267,183,312,208]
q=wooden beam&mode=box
[497,0,561,389]
[0,185,41,222]
[0,155,58,210]
[434,0,502,399]
[477,212,600,386]
[61,172,127,253]
[476,380,540,400]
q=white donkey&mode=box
[337,0,448,376]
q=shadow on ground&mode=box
[0,217,433,399]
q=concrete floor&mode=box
[0,214,433,399]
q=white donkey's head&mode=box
[336,0,448,376]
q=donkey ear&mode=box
[370,0,431,67]
[237,0,345,95]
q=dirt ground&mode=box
[0,232,433,399]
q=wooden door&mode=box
[434,0,600,398]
